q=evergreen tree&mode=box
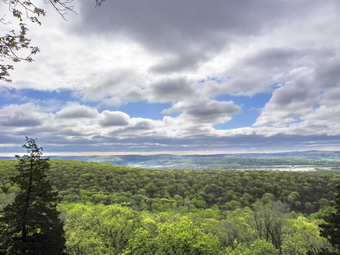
[0,137,66,255]
[319,184,340,254]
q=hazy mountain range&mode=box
[1,151,340,170]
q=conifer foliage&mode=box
[320,184,340,254]
[0,137,65,255]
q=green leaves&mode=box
[63,203,140,255]
[281,216,332,255]
[61,204,222,255]
[154,218,221,255]
[0,157,340,254]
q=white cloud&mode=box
[1,0,340,152]
[0,104,46,127]
[55,103,98,119]
[100,111,130,127]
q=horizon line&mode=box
[0,149,339,157]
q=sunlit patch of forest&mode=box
[1,159,339,254]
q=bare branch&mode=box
[45,0,76,21]
[95,0,105,7]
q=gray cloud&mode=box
[146,77,194,102]
[254,79,319,127]
[110,119,160,136]
[150,51,210,74]
[79,0,315,72]
[1,101,340,153]
[3,132,340,154]
[2,0,340,153]
[0,104,43,127]
[212,48,336,98]
[164,99,240,124]
[322,87,340,106]
[314,57,340,88]
[242,48,302,70]
[273,84,312,106]
[254,50,340,128]
[58,129,88,137]
[241,48,334,70]
[2,118,42,127]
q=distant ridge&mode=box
[2,150,340,170]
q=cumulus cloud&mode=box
[130,119,157,130]
[1,0,340,152]
[1,101,340,153]
[55,103,98,119]
[164,99,240,125]
[100,111,130,127]
[254,82,318,127]
[0,104,45,127]
[254,51,340,128]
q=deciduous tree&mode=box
[253,197,290,249]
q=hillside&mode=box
[1,159,339,213]
[1,159,340,254]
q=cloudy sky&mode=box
[1,0,340,154]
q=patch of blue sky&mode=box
[0,88,103,112]
[0,87,180,120]
[0,87,75,106]
[214,93,272,129]
[290,118,303,124]
[113,101,175,120]
[0,87,26,106]
[19,88,75,102]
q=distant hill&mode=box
[2,150,340,170]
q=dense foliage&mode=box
[0,138,65,254]
[320,185,340,253]
[1,159,339,213]
[0,159,339,254]
[57,202,334,254]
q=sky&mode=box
[1,0,340,154]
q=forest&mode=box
[0,157,340,254]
